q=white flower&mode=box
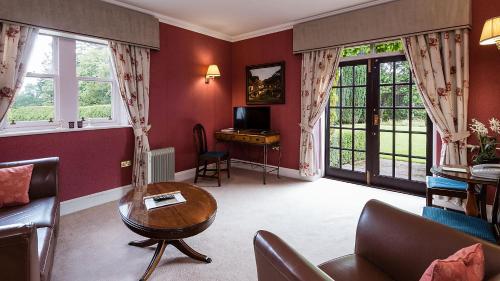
[489,118,500,134]
[470,119,488,136]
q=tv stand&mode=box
[215,130,280,184]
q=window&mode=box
[341,40,403,59]
[8,35,56,125]
[76,41,114,121]
[1,31,126,134]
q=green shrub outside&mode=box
[8,105,111,122]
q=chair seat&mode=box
[318,255,394,281]
[200,151,228,160]
[422,206,496,243]
[426,176,468,191]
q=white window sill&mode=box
[0,124,132,138]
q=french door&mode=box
[325,55,432,195]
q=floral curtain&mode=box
[402,29,470,166]
[299,47,342,177]
[109,41,151,187]
[0,24,38,123]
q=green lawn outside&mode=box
[329,123,427,165]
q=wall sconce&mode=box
[205,64,221,84]
[480,16,500,50]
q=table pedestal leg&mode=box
[139,240,167,281]
[129,238,211,281]
[170,239,212,263]
[129,238,158,247]
[465,183,479,217]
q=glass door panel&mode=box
[326,61,368,182]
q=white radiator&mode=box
[144,147,175,184]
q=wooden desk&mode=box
[215,130,280,184]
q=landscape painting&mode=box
[246,62,285,105]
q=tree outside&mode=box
[8,36,114,122]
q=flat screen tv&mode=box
[233,106,270,131]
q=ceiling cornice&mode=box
[103,0,397,43]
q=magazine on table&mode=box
[144,191,186,210]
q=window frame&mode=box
[5,34,60,130]
[0,30,128,135]
[75,39,121,126]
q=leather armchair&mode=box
[254,199,500,281]
[0,157,60,281]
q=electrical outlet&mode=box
[121,160,132,168]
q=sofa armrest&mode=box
[254,230,334,281]
[0,157,59,200]
[0,224,40,281]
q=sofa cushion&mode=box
[0,197,57,228]
[0,164,33,207]
[37,227,56,281]
[419,243,484,281]
[318,254,395,281]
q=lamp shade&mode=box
[206,65,221,77]
[480,16,500,46]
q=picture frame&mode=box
[246,62,285,105]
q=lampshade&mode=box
[480,16,500,48]
[206,65,221,77]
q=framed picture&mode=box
[246,62,285,105]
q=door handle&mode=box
[373,114,380,126]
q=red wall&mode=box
[231,30,302,169]
[148,24,232,172]
[0,23,232,201]
[0,129,134,201]
[468,0,500,129]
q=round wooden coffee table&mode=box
[118,182,217,281]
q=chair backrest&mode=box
[193,123,208,156]
[355,200,500,281]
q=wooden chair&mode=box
[193,123,230,186]
[423,178,500,244]
[426,176,488,219]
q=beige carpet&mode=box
[52,168,425,281]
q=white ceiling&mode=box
[106,0,395,41]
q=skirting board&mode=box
[60,162,315,216]
[230,158,318,181]
[60,184,133,216]
[61,168,197,216]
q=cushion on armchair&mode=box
[420,243,484,281]
[0,164,34,208]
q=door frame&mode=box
[324,55,432,196]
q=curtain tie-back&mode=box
[299,122,313,134]
[133,124,151,137]
[442,131,470,143]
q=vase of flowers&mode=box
[470,118,500,164]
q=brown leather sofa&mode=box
[254,199,500,281]
[0,158,60,281]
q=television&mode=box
[233,106,270,131]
